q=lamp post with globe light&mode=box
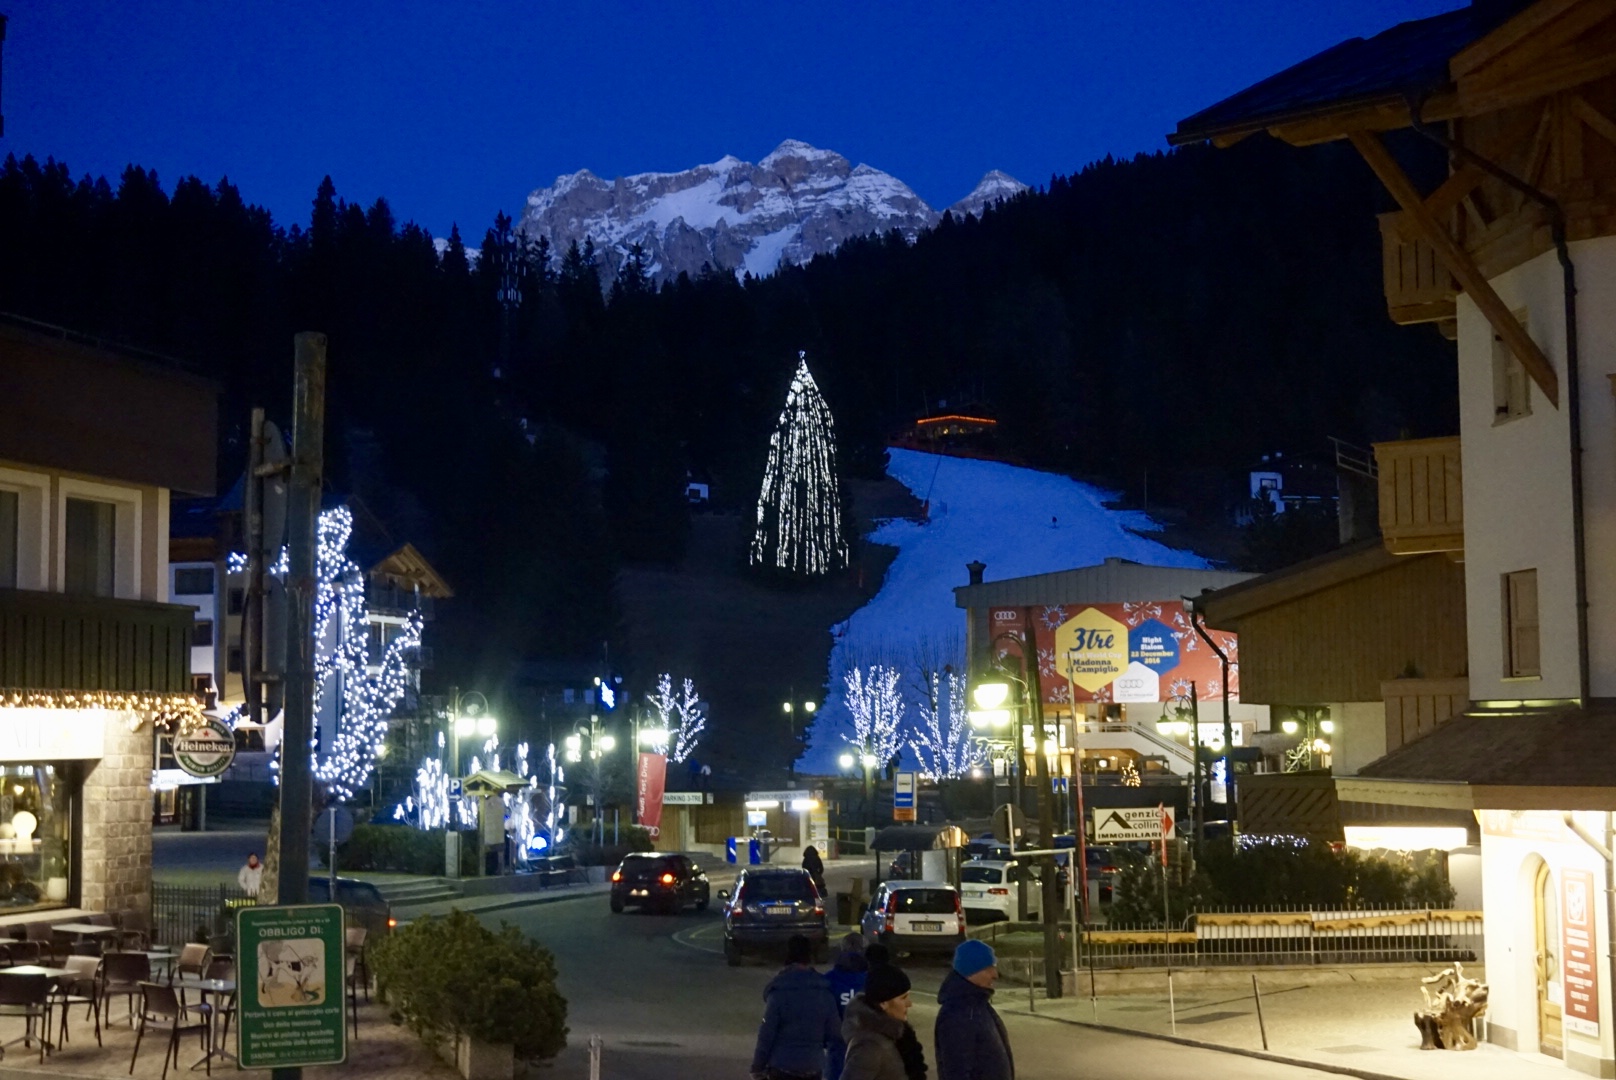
[782,697,816,776]
[445,689,497,880]
[564,714,618,844]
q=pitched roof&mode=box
[954,558,1252,611]
[1358,706,1616,795]
[1170,5,1507,146]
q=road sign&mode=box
[1051,777,1068,794]
[1093,806,1175,842]
[312,806,355,845]
[448,777,463,798]
[893,772,916,809]
[235,903,347,1068]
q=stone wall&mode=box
[80,713,153,915]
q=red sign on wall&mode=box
[1563,868,1601,1036]
[636,753,668,838]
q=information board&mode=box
[236,903,348,1068]
[1563,868,1600,1036]
[1093,806,1174,842]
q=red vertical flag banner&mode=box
[637,753,668,837]
[1563,868,1601,1035]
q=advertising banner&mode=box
[1563,868,1601,1036]
[637,752,668,837]
[1001,603,1238,706]
[1094,806,1175,842]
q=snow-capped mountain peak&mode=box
[516,142,1022,285]
[946,170,1029,219]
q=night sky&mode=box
[3,1,1460,240]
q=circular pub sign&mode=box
[173,718,237,778]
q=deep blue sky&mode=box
[4,1,1461,240]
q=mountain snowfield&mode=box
[519,140,1026,284]
[798,448,1211,774]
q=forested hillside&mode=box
[0,133,1457,691]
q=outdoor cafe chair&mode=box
[129,982,210,1080]
[100,950,152,1028]
[187,956,236,1043]
[54,954,101,1047]
[0,970,53,1063]
[173,943,210,985]
[25,922,65,964]
[7,940,42,965]
[116,910,151,951]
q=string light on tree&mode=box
[749,352,849,576]
[907,671,985,781]
[842,664,904,764]
[644,674,706,763]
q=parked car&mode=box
[718,867,828,966]
[860,880,966,956]
[610,853,710,914]
[963,836,1013,862]
[959,859,1034,923]
[307,876,395,939]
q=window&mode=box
[174,567,214,596]
[1504,569,1541,678]
[1493,311,1532,422]
[0,489,16,588]
[192,620,214,648]
[63,497,115,596]
[227,588,245,615]
[227,646,244,674]
[562,688,576,704]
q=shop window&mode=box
[0,489,16,588]
[1504,568,1540,678]
[63,497,116,597]
[193,619,214,648]
[0,766,71,910]
[174,566,214,596]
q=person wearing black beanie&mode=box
[841,962,912,1080]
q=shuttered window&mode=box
[1504,569,1540,678]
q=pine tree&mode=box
[749,352,849,576]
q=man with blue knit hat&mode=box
[935,939,1014,1080]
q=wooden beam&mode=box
[1569,91,1616,148]
[1349,130,1560,407]
[1451,0,1607,79]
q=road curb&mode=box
[394,886,608,919]
[1000,1007,1422,1080]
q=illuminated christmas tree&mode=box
[750,352,849,576]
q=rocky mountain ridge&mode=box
[518,140,1025,284]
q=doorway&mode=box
[1536,860,1563,1058]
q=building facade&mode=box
[0,316,216,916]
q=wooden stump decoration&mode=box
[1414,962,1489,1051]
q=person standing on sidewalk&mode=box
[935,940,1013,1080]
[237,852,263,897]
[841,962,913,1080]
[751,933,840,1080]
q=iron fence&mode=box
[981,903,1484,970]
[151,883,256,949]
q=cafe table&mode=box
[1,966,69,1052]
[50,922,120,949]
[173,976,236,1071]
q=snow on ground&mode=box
[799,448,1212,773]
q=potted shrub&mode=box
[371,909,567,1080]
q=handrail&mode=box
[1076,720,1195,770]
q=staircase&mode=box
[1078,721,1197,774]
[372,877,463,907]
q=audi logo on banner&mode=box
[991,609,1019,622]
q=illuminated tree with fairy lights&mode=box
[843,664,905,765]
[644,674,705,763]
[749,352,849,577]
[908,671,985,781]
[310,507,423,801]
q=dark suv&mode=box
[719,867,828,966]
[307,876,395,939]
[610,853,710,914]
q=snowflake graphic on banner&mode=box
[1039,606,1068,631]
[1171,611,1200,651]
[1168,677,1194,701]
[1038,647,1058,679]
[1123,601,1163,627]
[1048,683,1071,705]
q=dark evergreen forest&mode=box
[0,134,1458,695]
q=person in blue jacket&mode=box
[824,933,869,1080]
[935,940,1014,1080]
[751,934,841,1080]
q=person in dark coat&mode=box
[935,940,1014,1080]
[841,964,912,1080]
[859,946,927,1080]
[751,934,841,1080]
[825,934,869,1080]
[802,845,827,895]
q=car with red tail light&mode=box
[717,867,828,966]
[859,880,966,955]
[609,852,710,914]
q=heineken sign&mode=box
[173,718,236,778]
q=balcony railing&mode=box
[1378,212,1456,326]
[1374,436,1463,556]
[0,587,194,693]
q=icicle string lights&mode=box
[750,352,849,576]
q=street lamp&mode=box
[445,689,497,880]
[783,697,817,777]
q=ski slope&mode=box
[800,448,1212,773]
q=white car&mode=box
[960,859,1036,923]
[860,879,967,956]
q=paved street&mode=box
[484,893,1344,1080]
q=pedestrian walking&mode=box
[750,933,841,1080]
[802,844,827,896]
[238,852,263,897]
[861,946,927,1080]
[825,934,869,1080]
[935,940,1014,1080]
[841,963,913,1080]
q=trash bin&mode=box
[835,892,857,926]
